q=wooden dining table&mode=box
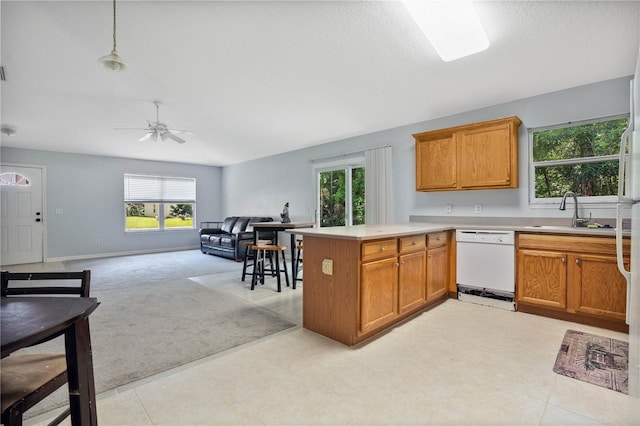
[1,296,100,425]
[251,221,315,289]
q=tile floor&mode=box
[23,267,640,426]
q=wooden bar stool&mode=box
[241,239,272,282]
[294,238,303,286]
[251,244,289,292]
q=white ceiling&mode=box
[1,1,639,167]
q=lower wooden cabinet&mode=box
[517,249,567,309]
[361,257,399,334]
[426,234,448,302]
[399,250,427,314]
[302,231,450,346]
[516,233,630,331]
[360,234,428,333]
[569,253,628,322]
[360,233,449,334]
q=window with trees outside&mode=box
[315,158,365,227]
[124,174,196,232]
[529,115,628,204]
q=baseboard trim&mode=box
[46,245,200,263]
[517,303,629,333]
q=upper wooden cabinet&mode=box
[414,116,522,191]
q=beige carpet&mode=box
[15,250,296,417]
[553,329,629,394]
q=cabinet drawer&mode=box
[518,233,630,256]
[427,232,448,249]
[362,239,398,262]
[399,235,426,253]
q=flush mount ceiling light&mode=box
[0,125,18,137]
[401,1,489,62]
[97,0,127,71]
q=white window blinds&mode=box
[124,174,196,203]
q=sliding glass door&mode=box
[316,159,365,227]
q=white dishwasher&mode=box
[456,230,516,311]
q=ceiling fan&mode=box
[116,101,193,144]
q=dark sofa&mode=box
[200,216,273,261]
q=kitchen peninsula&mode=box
[291,224,453,346]
[292,221,631,346]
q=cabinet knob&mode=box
[380,247,385,252]
[575,259,580,264]
[412,241,417,245]
[394,262,400,267]
[561,257,566,263]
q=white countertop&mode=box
[289,223,629,240]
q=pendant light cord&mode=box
[112,0,117,52]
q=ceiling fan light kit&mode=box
[98,0,127,72]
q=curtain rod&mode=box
[309,144,391,163]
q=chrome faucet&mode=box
[559,191,591,227]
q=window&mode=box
[124,174,196,232]
[0,172,30,186]
[529,116,628,204]
[315,158,365,227]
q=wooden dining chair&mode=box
[0,270,91,426]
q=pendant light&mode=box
[97,0,127,71]
[0,125,18,137]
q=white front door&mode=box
[0,165,44,265]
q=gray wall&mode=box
[222,76,631,223]
[0,148,222,260]
[1,76,630,261]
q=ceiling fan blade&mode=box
[163,131,186,144]
[139,131,158,142]
[167,129,194,135]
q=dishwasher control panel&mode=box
[456,230,515,245]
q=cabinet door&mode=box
[415,134,456,191]
[567,253,628,321]
[457,122,515,189]
[398,251,426,314]
[360,257,399,334]
[426,245,448,302]
[517,249,567,309]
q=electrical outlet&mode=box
[95,239,101,245]
[445,204,452,214]
[322,259,333,275]
[474,204,482,214]
[55,208,63,215]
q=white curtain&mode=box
[365,146,393,224]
